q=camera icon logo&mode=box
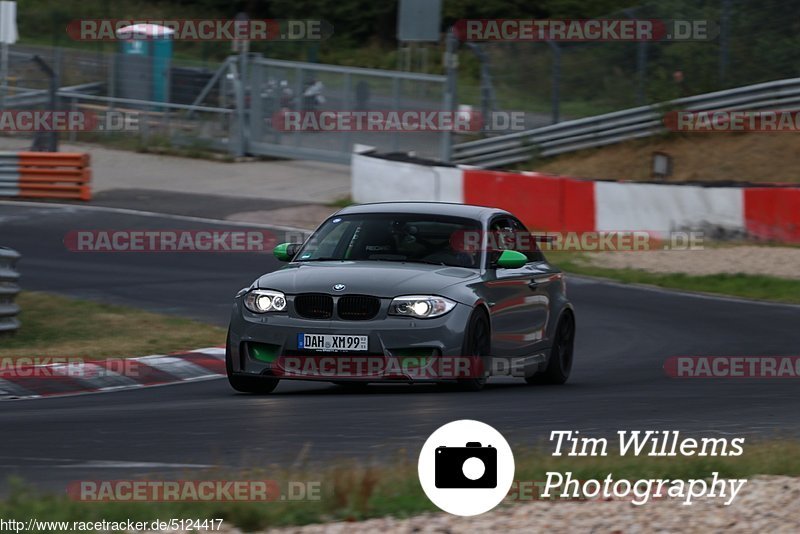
[418,420,515,516]
[435,442,497,488]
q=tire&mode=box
[526,312,575,385]
[225,331,280,394]
[457,308,491,392]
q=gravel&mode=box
[584,245,800,280]
[258,475,800,533]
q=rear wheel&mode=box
[526,312,574,385]
[456,309,491,392]
[225,331,280,394]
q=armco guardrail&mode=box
[453,78,800,168]
[0,152,91,200]
[0,248,21,334]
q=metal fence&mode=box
[452,77,800,168]
[0,247,21,334]
[245,56,448,163]
[457,0,800,128]
[0,44,452,163]
[1,44,241,154]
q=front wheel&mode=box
[526,312,575,385]
[228,373,280,394]
[225,331,280,394]
[456,309,491,392]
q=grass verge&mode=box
[3,440,800,531]
[549,252,800,304]
[327,196,354,208]
[0,292,226,360]
[531,132,800,184]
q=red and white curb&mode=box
[0,347,225,400]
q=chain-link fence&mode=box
[3,0,796,163]
[247,57,448,162]
[457,0,800,126]
[0,43,235,153]
[0,44,451,162]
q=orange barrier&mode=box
[17,152,91,201]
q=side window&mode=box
[510,219,545,263]
[487,216,544,265]
[487,217,515,266]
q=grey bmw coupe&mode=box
[226,202,575,393]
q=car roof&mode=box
[333,202,510,222]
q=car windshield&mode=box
[295,213,482,269]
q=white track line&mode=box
[569,274,800,309]
[0,199,313,234]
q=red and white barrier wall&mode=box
[352,151,800,243]
[352,150,463,204]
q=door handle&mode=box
[528,276,551,288]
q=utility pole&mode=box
[0,1,19,110]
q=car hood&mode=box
[256,261,479,299]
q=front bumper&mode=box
[227,298,474,382]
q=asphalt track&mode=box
[1,201,800,493]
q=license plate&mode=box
[297,333,368,352]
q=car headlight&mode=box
[389,295,456,319]
[243,289,287,313]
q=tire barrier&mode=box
[0,152,91,201]
[0,247,21,335]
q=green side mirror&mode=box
[273,243,300,262]
[496,249,528,269]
